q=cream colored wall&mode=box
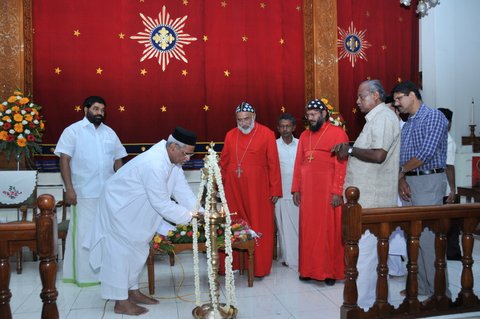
[420,0,480,188]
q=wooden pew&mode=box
[341,186,480,319]
[0,194,59,319]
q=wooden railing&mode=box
[0,194,58,319]
[341,186,480,319]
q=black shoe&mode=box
[325,278,336,286]
[299,276,311,281]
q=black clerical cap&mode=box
[172,126,197,146]
[306,99,327,111]
[235,102,255,113]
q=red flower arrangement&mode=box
[0,90,44,160]
[150,219,260,253]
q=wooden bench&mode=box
[147,239,255,295]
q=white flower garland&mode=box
[191,218,201,306]
[192,169,206,307]
[192,144,237,317]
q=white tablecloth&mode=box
[0,171,37,205]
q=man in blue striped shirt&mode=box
[394,81,449,296]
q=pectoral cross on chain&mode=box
[308,154,314,162]
[236,165,243,178]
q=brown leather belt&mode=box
[405,168,445,176]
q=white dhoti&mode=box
[63,198,100,286]
[357,230,378,311]
[388,227,407,276]
[274,198,299,271]
[93,233,149,300]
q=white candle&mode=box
[472,98,475,125]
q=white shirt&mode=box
[344,103,400,208]
[276,137,298,200]
[54,117,127,198]
[446,132,456,166]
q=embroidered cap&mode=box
[172,126,197,146]
[306,99,327,111]
[235,102,256,113]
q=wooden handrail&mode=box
[0,194,59,319]
[341,186,480,319]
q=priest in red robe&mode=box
[292,99,348,286]
[220,102,282,277]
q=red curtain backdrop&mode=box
[33,0,305,144]
[336,0,419,139]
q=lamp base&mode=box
[192,303,238,319]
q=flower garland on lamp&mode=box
[0,90,45,168]
[192,142,237,319]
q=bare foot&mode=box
[114,299,148,316]
[128,289,159,305]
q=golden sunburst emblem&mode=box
[130,6,197,71]
[337,22,371,68]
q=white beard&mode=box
[238,121,255,134]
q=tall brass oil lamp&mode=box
[192,173,237,319]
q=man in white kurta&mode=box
[438,108,461,259]
[88,127,198,316]
[386,101,407,277]
[333,80,400,311]
[275,113,299,271]
[55,96,127,286]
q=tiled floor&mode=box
[7,240,480,319]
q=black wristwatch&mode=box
[347,146,354,156]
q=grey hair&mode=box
[166,134,187,148]
[363,79,386,102]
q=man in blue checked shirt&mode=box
[394,81,449,297]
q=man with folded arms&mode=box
[394,81,449,296]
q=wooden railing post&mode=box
[341,187,363,319]
[458,216,478,306]
[406,220,422,314]
[0,242,13,319]
[36,194,59,319]
[432,218,449,308]
[377,222,392,315]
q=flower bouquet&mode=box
[150,219,260,252]
[168,223,207,244]
[0,90,45,162]
[218,219,261,244]
[150,234,174,253]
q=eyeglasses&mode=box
[394,94,407,102]
[183,151,195,158]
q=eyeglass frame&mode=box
[393,94,408,102]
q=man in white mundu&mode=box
[88,127,199,316]
[55,96,127,286]
[275,113,299,271]
[333,80,400,310]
